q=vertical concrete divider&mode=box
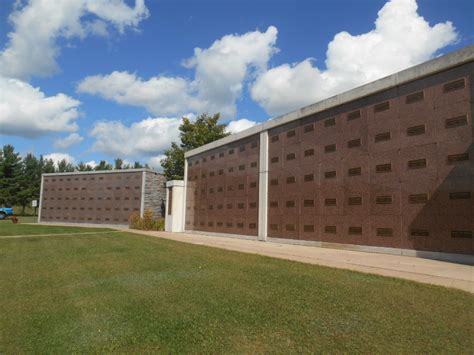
[258,130,269,241]
[182,159,188,232]
[37,175,44,223]
[165,180,185,232]
[140,170,146,217]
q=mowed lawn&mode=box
[0,222,473,353]
[0,218,110,236]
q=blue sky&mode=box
[0,0,472,168]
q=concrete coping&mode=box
[42,168,161,177]
[166,180,185,188]
[185,45,474,158]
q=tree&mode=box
[16,153,41,214]
[77,162,93,171]
[161,113,229,180]
[0,145,22,206]
[57,159,75,172]
[161,143,185,180]
[114,158,124,170]
[42,158,56,173]
[94,160,112,171]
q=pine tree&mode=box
[94,160,112,171]
[17,153,40,214]
[0,145,22,206]
[42,158,56,173]
[57,159,75,172]
[77,162,94,171]
[114,158,124,170]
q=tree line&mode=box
[0,144,148,211]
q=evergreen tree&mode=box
[94,160,112,171]
[57,159,75,172]
[0,145,22,206]
[76,162,94,171]
[42,158,56,173]
[114,158,124,170]
[17,153,40,213]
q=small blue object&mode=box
[0,207,14,219]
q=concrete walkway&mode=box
[116,228,474,293]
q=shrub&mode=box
[128,209,164,231]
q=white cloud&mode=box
[53,133,84,149]
[148,155,166,170]
[90,116,183,158]
[0,77,81,138]
[44,152,76,167]
[0,0,149,80]
[77,26,278,118]
[78,71,202,117]
[183,26,278,117]
[85,160,98,168]
[226,118,257,134]
[250,0,458,116]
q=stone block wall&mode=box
[143,171,167,218]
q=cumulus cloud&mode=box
[85,160,98,168]
[0,77,81,138]
[250,0,458,116]
[53,133,84,149]
[0,0,149,80]
[226,118,257,134]
[148,155,166,170]
[77,26,278,117]
[78,72,201,117]
[90,116,183,158]
[44,152,76,167]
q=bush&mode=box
[128,209,164,231]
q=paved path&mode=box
[116,228,474,293]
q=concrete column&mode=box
[258,130,269,241]
[182,158,188,232]
[165,180,185,232]
[140,170,146,217]
[37,175,44,223]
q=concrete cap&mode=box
[166,180,185,187]
[42,168,161,177]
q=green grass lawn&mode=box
[0,223,472,353]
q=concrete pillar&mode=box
[182,158,188,232]
[258,130,269,241]
[37,175,44,223]
[140,170,146,217]
[165,180,185,232]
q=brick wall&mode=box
[40,171,143,225]
[184,61,473,255]
[185,135,260,236]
